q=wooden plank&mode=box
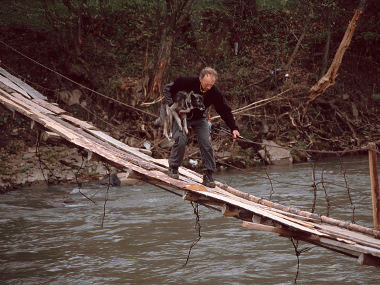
[267,207,322,223]
[32,98,68,115]
[154,158,204,183]
[368,142,380,230]
[0,74,31,98]
[0,93,33,116]
[0,67,46,99]
[41,131,63,143]
[242,221,290,236]
[10,92,54,115]
[86,129,206,184]
[319,237,380,258]
[60,114,97,130]
[1,91,54,117]
[0,82,15,93]
[315,223,380,250]
[86,129,155,159]
[185,185,328,237]
[358,253,380,266]
[46,114,160,171]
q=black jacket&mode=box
[163,76,238,131]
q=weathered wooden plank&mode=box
[10,92,54,115]
[41,131,63,143]
[368,142,380,230]
[0,89,54,118]
[154,158,204,183]
[242,221,289,235]
[0,74,31,98]
[319,237,380,258]
[0,67,46,99]
[86,129,153,158]
[59,114,97,130]
[0,92,33,116]
[213,179,380,239]
[33,98,68,115]
[358,253,380,266]
[85,129,206,184]
[46,114,160,171]
[0,82,16,94]
[315,223,380,250]
[185,185,328,237]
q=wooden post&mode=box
[368,143,380,230]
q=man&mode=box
[163,67,240,188]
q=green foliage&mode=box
[0,0,379,106]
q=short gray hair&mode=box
[199,67,218,80]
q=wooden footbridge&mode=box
[1,67,380,267]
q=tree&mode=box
[304,0,367,110]
[149,0,195,100]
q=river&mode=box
[1,155,379,284]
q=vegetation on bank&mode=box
[0,0,379,174]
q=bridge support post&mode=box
[368,142,380,231]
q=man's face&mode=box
[199,74,216,92]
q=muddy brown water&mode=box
[1,155,379,284]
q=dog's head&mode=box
[189,91,205,112]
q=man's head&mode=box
[199,67,217,92]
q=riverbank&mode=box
[1,99,379,193]
[0,144,114,192]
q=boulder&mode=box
[259,140,293,165]
[99,170,144,186]
[58,89,82,106]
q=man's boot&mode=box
[168,167,179,179]
[202,170,216,188]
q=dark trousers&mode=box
[168,117,216,172]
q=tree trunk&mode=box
[304,1,367,110]
[148,0,194,100]
[150,28,175,99]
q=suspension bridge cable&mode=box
[0,39,157,118]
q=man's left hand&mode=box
[232,130,240,141]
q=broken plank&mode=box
[0,82,15,94]
[41,131,63,143]
[0,92,33,116]
[60,114,97,130]
[33,98,68,115]
[0,74,31,98]
[10,92,54,115]
[0,67,46,99]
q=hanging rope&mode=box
[183,202,202,267]
[0,39,157,118]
